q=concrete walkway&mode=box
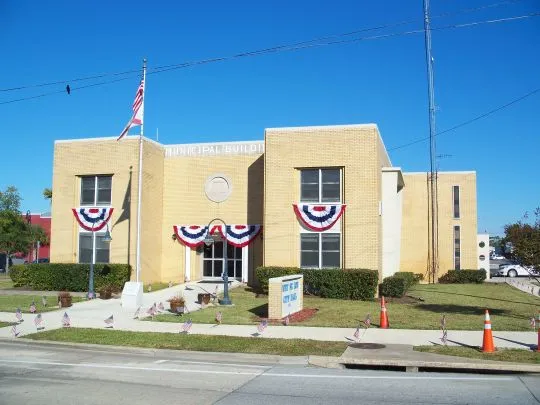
[0,281,538,350]
[506,278,540,297]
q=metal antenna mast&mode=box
[423,0,439,283]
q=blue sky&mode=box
[1,0,539,236]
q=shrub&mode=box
[380,276,407,298]
[439,269,486,284]
[254,266,378,300]
[393,272,418,290]
[413,273,425,282]
[9,263,131,291]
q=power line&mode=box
[1,12,538,106]
[388,87,540,152]
[0,0,528,93]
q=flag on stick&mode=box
[62,312,71,328]
[363,314,371,329]
[257,319,268,334]
[11,325,20,338]
[530,316,537,330]
[440,314,448,345]
[181,319,193,333]
[104,315,114,328]
[283,314,290,326]
[34,313,43,329]
[215,311,222,325]
[353,325,361,342]
[158,302,165,312]
[117,78,144,141]
[29,301,36,314]
[42,296,48,307]
[15,308,22,323]
[133,307,141,319]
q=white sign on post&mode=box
[268,274,303,319]
[121,282,143,309]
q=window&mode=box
[81,175,112,206]
[452,186,460,219]
[301,169,340,203]
[203,242,242,279]
[78,233,110,264]
[300,233,340,268]
[453,225,461,270]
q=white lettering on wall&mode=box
[165,142,264,158]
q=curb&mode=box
[0,337,309,365]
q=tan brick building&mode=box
[50,124,479,285]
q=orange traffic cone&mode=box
[481,309,495,353]
[379,296,389,329]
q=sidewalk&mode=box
[0,281,538,350]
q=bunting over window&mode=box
[173,224,261,248]
[293,203,346,231]
[72,207,114,232]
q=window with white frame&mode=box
[80,175,112,206]
[300,233,340,268]
[202,242,242,279]
[79,233,110,264]
[300,168,341,203]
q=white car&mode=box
[496,264,538,278]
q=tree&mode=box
[503,208,540,271]
[43,188,52,200]
[0,186,32,273]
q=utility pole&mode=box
[423,0,439,283]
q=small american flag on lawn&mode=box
[181,319,193,333]
[158,302,165,312]
[440,314,448,345]
[42,296,48,307]
[215,311,222,324]
[530,316,537,330]
[62,312,71,328]
[133,307,141,319]
[353,325,361,341]
[34,313,43,328]
[212,285,219,303]
[363,314,371,329]
[283,314,290,326]
[104,315,114,327]
[257,319,268,334]
[11,324,20,338]
[15,308,22,322]
[29,301,36,314]
[147,305,156,317]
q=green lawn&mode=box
[0,277,14,290]
[150,284,540,331]
[146,282,177,293]
[414,345,540,364]
[0,295,84,313]
[0,321,13,328]
[25,328,347,356]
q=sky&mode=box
[1,0,539,236]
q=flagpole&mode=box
[135,58,147,284]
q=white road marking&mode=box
[0,359,515,381]
[154,359,167,364]
[167,359,270,369]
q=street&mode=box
[0,341,539,405]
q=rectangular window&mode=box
[78,233,110,264]
[300,168,341,203]
[454,225,461,270]
[453,186,460,219]
[202,241,242,279]
[80,175,112,206]
[300,233,341,268]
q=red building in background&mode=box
[19,212,51,262]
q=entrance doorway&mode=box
[202,241,243,279]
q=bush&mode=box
[393,272,418,290]
[9,263,131,292]
[380,276,407,298]
[439,269,486,284]
[254,266,378,300]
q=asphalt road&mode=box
[0,341,539,405]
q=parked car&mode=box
[490,254,505,260]
[496,263,538,277]
[33,258,50,264]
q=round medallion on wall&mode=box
[205,173,232,203]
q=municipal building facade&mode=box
[50,124,480,285]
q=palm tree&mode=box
[43,188,52,200]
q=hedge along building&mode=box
[50,123,478,285]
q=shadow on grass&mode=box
[248,303,268,318]
[494,335,536,350]
[413,304,509,316]
[446,339,479,350]
[410,287,538,307]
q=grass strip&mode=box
[414,345,540,364]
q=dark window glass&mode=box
[301,233,319,268]
[301,170,319,202]
[453,186,460,219]
[203,261,213,277]
[227,260,235,277]
[322,234,340,268]
[214,242,223,258]
[95,235,110,263]
[235,260,243,278]
[454,226,461,270]
[97,176,112,205]
[321,169,340,202]
[79,234,93,263]
[81,177,95,205]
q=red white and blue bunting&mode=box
[72,207,114,232]
[173,224,261,248]
[293,203,346,231]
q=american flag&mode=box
[117,78,145,141]
[353,326,361,341]
[158,302,165,312]
[34,313,43,328]
[440,314,447,330]
[42,296,48,307]
[212,285,219,303]
[283,314,290,326]
[181,319,193,333]
[29,302,36,314]
[168,281,173,288]
[11,325,20,338]
[104,315,114,327]
[215,311,222,324]
[440,314,448,345]
[257,319,268,334]
[133,307,141,319]
[530,316,537,329]
[363,314,371,329]
[147,305,156,317]
[15,308,22,322]
[62,312,71,328]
